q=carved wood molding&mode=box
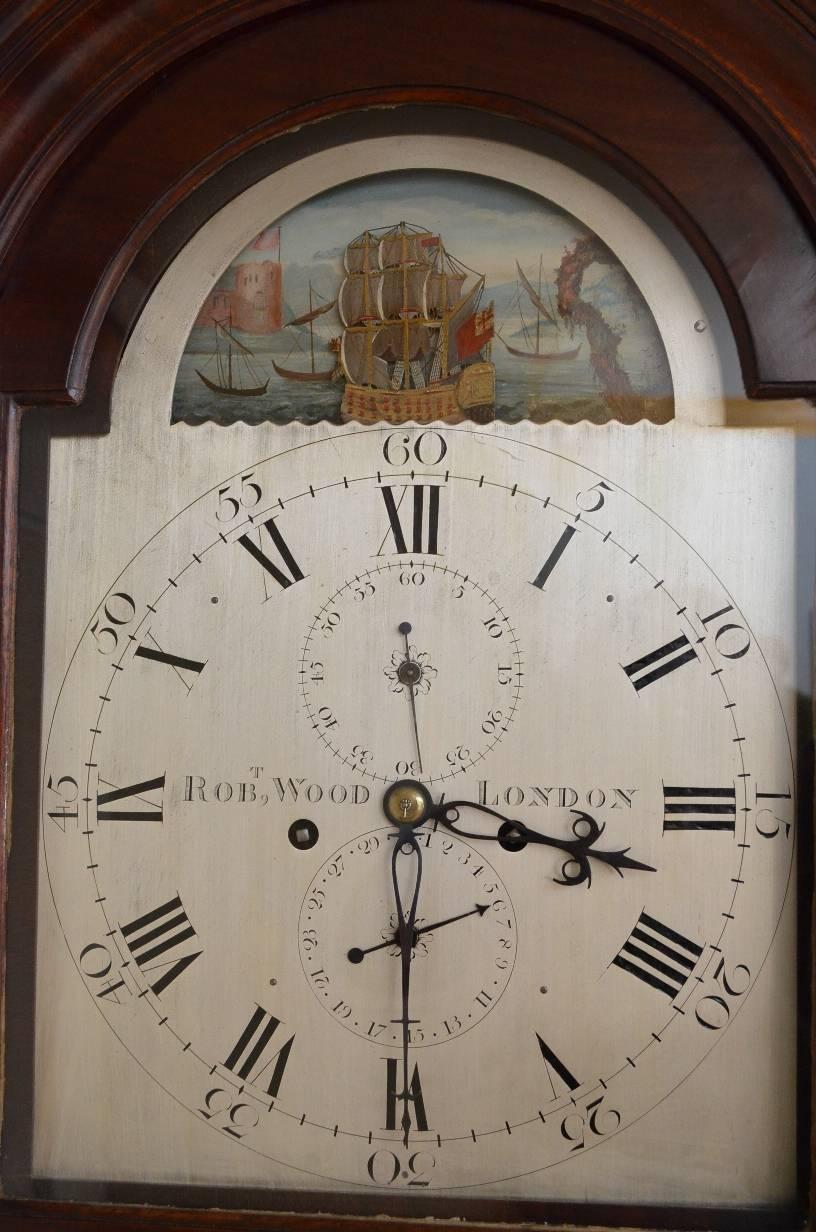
[0,0,813,406]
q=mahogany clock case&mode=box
[0,3,815,1231]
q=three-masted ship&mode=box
[338,222,495,424]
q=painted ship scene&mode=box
[172,171,674,427]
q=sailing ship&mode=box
[195,314,269,397]
[499,258,581,362]
[272,282,340,383]
[338,222,495,424]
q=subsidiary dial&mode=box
[298,826,516,1046]
[298,561,523,783]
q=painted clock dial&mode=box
[41,426,794,1192]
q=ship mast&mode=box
[401,223,409,389]
[363,232,373,387]
[308,281,315,374]
[440,240,449,380]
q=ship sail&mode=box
[338,270,383,326]
[285,298,336,328]
[446,279,486,371]
[338,220,495,423]
[426,269,465,315]
[378,266,431,319]
[195,315,269,397]
[499,257,580,362]
[516,259,556,323]
[273,282,339,383]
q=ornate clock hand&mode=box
[427,797,656,888]
[347,903,489,963]
[397,620,424,774]
[390,826,423,1148]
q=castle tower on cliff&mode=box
[195,225,283,335]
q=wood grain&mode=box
[0,2,813,404]
[0,3,814,1230]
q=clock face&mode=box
[40,425,795,1196]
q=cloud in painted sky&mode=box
[232,170,595,290]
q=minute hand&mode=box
[428,800,655,888]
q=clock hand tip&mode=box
[476,903,489,915]
[398,621,412,635]
[347,947,364,964]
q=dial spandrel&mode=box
[36,424,798,1204]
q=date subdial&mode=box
[298,561,523,784]
[298,827,517,1047]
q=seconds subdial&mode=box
[298,561,523,783]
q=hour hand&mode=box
[430,799,656,888]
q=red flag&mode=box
[420,234,440,247]
[456,303,494,359]
[250,225,281,253]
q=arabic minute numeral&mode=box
[367,1148,436,1187]
[46,773,79,830]
[755,788,793,839]
[561,1094,621,1152]
[382,430,447,468]
[216,472,263,521]
[575,480,612,512]
[698,603,751,658]
[199,1087,259,1140]
[695,956,751,1030]
[89,591,136,654]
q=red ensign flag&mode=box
[456,304,494,359]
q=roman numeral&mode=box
[531,525,577,590]
[96,775,165,821]
[135,634,206,692]
[224,1005,295,1098]
[384,1057,429,1132]
[612,910,702,999]
[622,633,698,692]
[536,1033,580,1099]
[663,785,736,832]
[378,485,441,555]
[237,518,305,593]
[120,894,201,995]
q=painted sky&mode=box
[236,169,604,292]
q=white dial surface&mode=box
[42,426,795,1194]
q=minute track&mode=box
[41,431,793,1190]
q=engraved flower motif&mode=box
[383,645,438,696]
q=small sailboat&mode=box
[195,314,269,396]
[499,258,581,362]
[272,283,340,383]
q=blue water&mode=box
[171,326,670,426]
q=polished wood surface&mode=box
[0,1,813,405]
[0,3,814,1229]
